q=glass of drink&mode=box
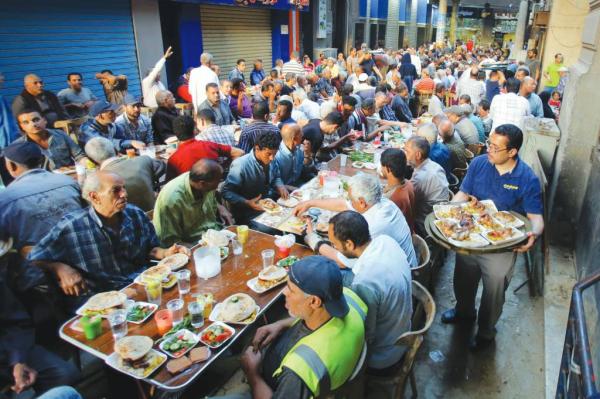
[188,301,204,329]
[144,279,162,306]
[155,309,173,335]
[232,239,243,256]
[339,154,348,167]
[108,309,128,340]
[261,249,275,269]
[81,315,102,340]
[199,293,214,319]
[237,225,249,245]
[167,298,184,325]
[177,270,191,296]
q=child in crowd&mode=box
[478,99,493,137]
[549,91,562,118]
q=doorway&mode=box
[332,0,347,53]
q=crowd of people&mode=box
[0,38,552,398]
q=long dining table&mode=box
[59,226,313,392]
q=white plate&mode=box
[492,211,525,228]
[448,233,490,248]
[482,227,526,245]
[246,276,288,294]
[157,253,189,271]
[126,302,158,324]
[105,349,166,380]
[134,273,178,289]
[462,199,498,216]
[198,322,236,348]
[159,329,199,358]
[277,197,299,208]
[433,204,463,221]
[209,304,260,325]
[352,161,364,169]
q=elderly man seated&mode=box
[85,137,165,211]
[416,122,452,179]
[445,105,479,145]
[0,141,83,257]
[80,100,145,151]
[212,256,366,399]
[438,118,467,169]
[153,159,233,246]
[151,90,178,144]
[404,136,451,236]
[12,74,67,128]
[319,211,412,398]
[27,171,189,308]
[270,124,310,195]
[294,173,417,268]
[115,95,154,145]
[15,109,86,169]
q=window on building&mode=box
[355,23,365,48]
[399,26,405,48]
[377,23,386,48]
[369,23,377,49]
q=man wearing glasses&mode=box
[441,124,544,351]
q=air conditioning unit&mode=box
[314,48,338,60]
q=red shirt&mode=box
[166,139,231,180]
[385,180,416,233]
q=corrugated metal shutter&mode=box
[200,5,272,83]
[0,0,141,103]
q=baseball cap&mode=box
[358,73,369,82]
[1,140,43,164]
[89,100,120,117]
[288,256,349,318]
[123,94,143,106]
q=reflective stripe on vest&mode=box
[294,344,331,395]
[344,292,366,321]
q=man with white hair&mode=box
[445,105,479,145]
[416,122,451,178]
[292,90,320,120]
[151,90,178,144]
[141,46,173,108]
[189,52,220,111]
[294,173,418,268]
[457,65,485,107]
[12,74,67,128]
[84,136,165,211]
[28,170,189,306]
[519,76,543,118]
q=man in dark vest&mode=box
[12,74,67,128]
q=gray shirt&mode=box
[444,132,467,169]
[349,235,412,369]
[0,169,82,249]
[101,156,165,211]
[197,99,235,126]
[411,158,450,235]
[15,129,85,169]
[57,87,97,118]
[455,117,480,145]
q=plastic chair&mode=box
[54,116,89,144]
[464,148,475,163]
[466,143,485,156]
[448,173,460,193]
[416,91,433,116]
[453,165,468,181]
[175,103,193,116]
[411,234,431,288]
[366,281,436,399]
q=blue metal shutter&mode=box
[0,0,141,103]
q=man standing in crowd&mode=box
[57,73,97,118]
[95,70,129,105]
[115,95,154,145]
[12,74,67,128]
[189,52,220,111]
[154,159,232,246]
[85,137,165,212]
[519,76,543,118]
[489,78,530,132]
[542,53,564,93]
[281,52,305,77]
[442,124,544,350]
[141,46,173,108]
[15,109,86,169]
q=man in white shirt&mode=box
[405,135,451,236]
[489,78,531,132]
[428,83,445,116]
[294,173,418,268]
[189,52,220,112]
[142,47,172,108]
[457,65,485,107]
[292,90,320,120]
[281,52,305,77]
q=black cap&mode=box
[1,140,43,164]
[288,256,349,318]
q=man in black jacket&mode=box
[151,90,179,144]
[12,74,68,128]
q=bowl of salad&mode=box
[158,329,199,358]
[199,322,234,348]
[126,302,158,324]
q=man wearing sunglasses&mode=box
[441,124,544,351]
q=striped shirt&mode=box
[238,121,280,153]
[196,124,236,147]
[281,60,305,77]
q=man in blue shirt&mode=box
[442,124,544,350]
[271,124,308,193]
[519,76,544,118]
[416,123,452,179]
[228,59,246,83]
[115,95,154,145]
[250,59,266,86]
[275,100,295,130]
[222,130,281,225]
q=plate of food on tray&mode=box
[492,211,525,228]
[462,196,498,215]
[159,329,199,358]
[209,293,259,325]
[475,213,505,231]
[259,199,282,214]
[157,253,189,271]
[433,219,489,248]
[135,265,178,289]
[247,266,288,294]
[106,336,166,379]
[277,197,300,208]
[126,302,158,324]
[199,322,235,348]
[76,291,128,318]
[483,226,525,245]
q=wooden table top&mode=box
[59,226,313,391]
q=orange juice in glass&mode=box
[237,225,249,245]
[200,293,214,319]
